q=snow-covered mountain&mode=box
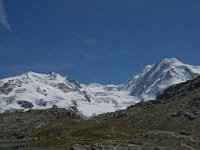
[0,58,200,116]
[122,58,200,100]
[0,71,138,117]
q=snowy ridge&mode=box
[0,71,139,117]
[0,58,200,116]
[122,58,200,100]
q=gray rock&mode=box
[14,131,30,139]
[17,100,33,109]
[171,111,184,117]
[179,130,191,136]
[70,144,85,150]
[91,144,102,150]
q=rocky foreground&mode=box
[1,77,200,149]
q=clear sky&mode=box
[0,0,200,84]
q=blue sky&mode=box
[0,0,200,84]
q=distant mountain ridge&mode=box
[0,71,136,116]
[0,58,200,116]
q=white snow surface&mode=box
[0,58,200,116]
[122,58,200,100]
[0,71,139,117]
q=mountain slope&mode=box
[122,58,200,100]
[0,71,138,117]
[1,74,200,149]
[92,75,200,149]
[0,71,86,111]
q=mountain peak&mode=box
[156,58,182,66]
[25,71,56,76]
[162,57,180,62]
[123,58,200,100]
